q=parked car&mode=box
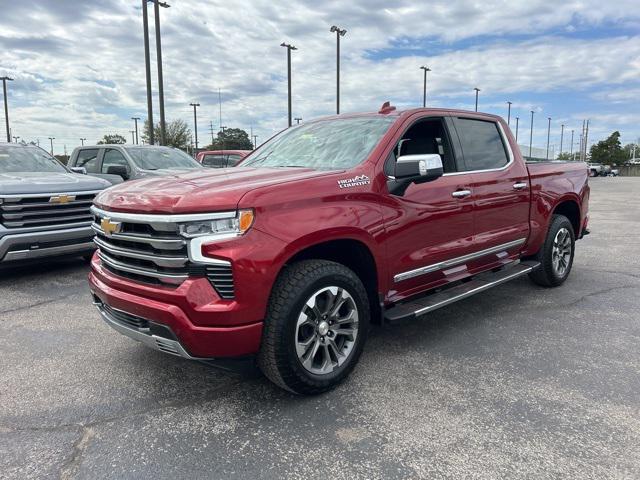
[68,145,203,184]
[0,143,111,266]
[89,105,590,394]
[196,150,251,168]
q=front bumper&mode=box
[0,225,95,263]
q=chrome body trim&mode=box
[393,238,527,283]
[93,236,188,268]
[91,223,185,250]
[3,241,95,262]
[94,301,201,360]
[0,190,103,200]
[451,189,472,198]
[91,206,236,224]
[98,251,188,284]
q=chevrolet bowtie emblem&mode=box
[49,194,76,204]
[100,217,122,236]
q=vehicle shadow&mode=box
[0,256,90,283]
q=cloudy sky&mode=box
[0,0,639,155]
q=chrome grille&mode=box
[91,207,235,298]
[0,192,98,229]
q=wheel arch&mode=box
[552,198,581,236]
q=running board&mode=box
[384,261,540,323]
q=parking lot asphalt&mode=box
[1,177,639,479]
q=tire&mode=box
[528,214,575,287]
[258,259,370,395]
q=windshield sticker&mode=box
[337,175,370,189]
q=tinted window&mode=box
[202,154,227,168]
[0,145,67,173]
[454,119,509,171]
[76,149,100,173]
[227,154,243,166]
[125,147,200,170]
[102,149,129,174]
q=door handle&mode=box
[451,189,472,198]
[513,182,528,190]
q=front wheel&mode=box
[529,214,575,287]
[258,260,370,395]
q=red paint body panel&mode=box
[89,107,589,358]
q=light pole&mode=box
[48,137,55,156]
[12,136,19,143]
[252,134,258,149]
[569,130,574,159]
[559,124,564,157]
[420,66,431,108]
[529,111,534,160]
[130,131,136,144]
[131,117,140,145]
[294,117,302,124]
[190,103,200,153]
[515,117,519,142]
[80,138,86,146]
[1,76,13,142]
[507,101,512,126]
[474,88,480,112]
[546,117,551,160]
[141,0,154,145]
[153,0,169,145]
[280,42,297,127]
[330,26,346,115]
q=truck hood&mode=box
[0,171,111,195]
[94,167,338,213]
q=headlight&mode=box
[178,209,254,238]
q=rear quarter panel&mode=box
[523,161,589,256]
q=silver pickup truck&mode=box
[0,143,111,266]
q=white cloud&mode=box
[0,0,638,152]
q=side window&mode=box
[75,149,100,173]
[454,118,509,171]
[384,118,456,176]
[202,154,227,168]
[227,154,242,166]
[102,149,129,174]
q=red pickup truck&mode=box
[89,104,589,394]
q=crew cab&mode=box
[196,150,251,168]
[68,145,203,184]
[0,143,111,266]
[89,105,590,394]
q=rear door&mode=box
[450,116,530,272]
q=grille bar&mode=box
[93,236,188,268]
[91,223,185,250]
[98,251,189,284]
[0,192,98,229]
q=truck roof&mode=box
[307,105,504,123]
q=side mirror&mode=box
[107,165,129,179]
[388,154,443,195]
[70,167,87,175]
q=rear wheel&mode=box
[529,215,575,287]
[258,260,370,395]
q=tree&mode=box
[204,127,254,151]
[557,152,577,161]
[622,143,639,163]
[589,131,626,165]
[97,134,126,145]
[141,119,191,149]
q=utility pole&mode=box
[529,110,534,160]
[153,0,169,145]
[330,26,347,115]
[252,134,258,149]
[507,101,512,126]
[474,87,480,112]
[546,117,551,160]
[420,66,431,108]
[131,117,140,144]
[559,124,564,158]
[584,119,590,162]
[515,117,519,142]
[294,117,302,124]
[1,76,13,143]
[209,121,215,145]
[190,103,200,153]
[80,138,86,146]
[141,0,154,145]
[48,137,55,156]
[280,42,297,127]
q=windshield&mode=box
[0,145,67,173]
[242,117,395,170]
[125,147,201,170]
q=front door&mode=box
[379,115,476,302]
